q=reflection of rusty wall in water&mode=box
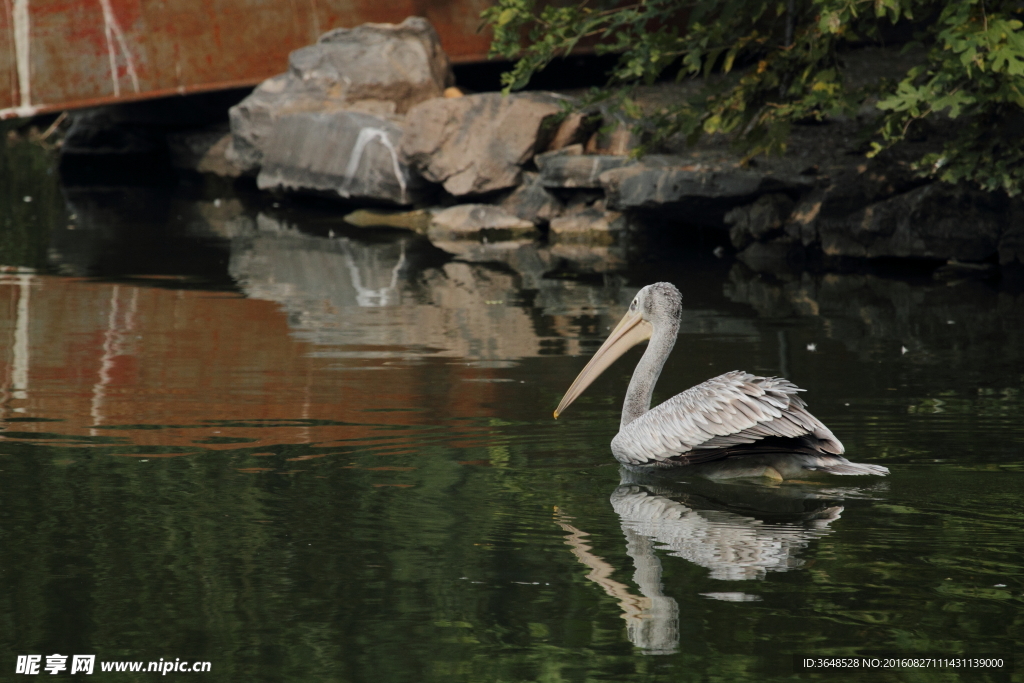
[0,274,501,449]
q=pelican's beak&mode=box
[554,308,652,418]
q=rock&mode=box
[547,111,601,151]
[344,209,432,233]
[226,75,291,173]
[549,206,627,246]
[228,17,453,173]
[725,193,796,249]
[778,158,1017,264]
[816,183,1003,261]
[584,114,641,155]
[309,18,452,109]
[783,158,927,247]
[537,152,634,189]
[782,188,826,246]
[498,172,564,223]
[256,110,423,205]
[428,204,540,242]
[600,156,814,218]
[539,143,584,159]
[813,158,926,216]
[562,190,605,213]
[167,125,243,177]
[401,92,565,196]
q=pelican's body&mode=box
[555,282,887,476]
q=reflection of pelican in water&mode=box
[555,282,887,477]
[610,479,842,582]
[558,466,862,654]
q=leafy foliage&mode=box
[483,0,1024,194]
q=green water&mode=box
[0,136,1022,682]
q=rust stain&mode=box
[1,0,496,118]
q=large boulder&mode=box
[228,17,453,173]
[256,110,423,205]
[402,92,565,196]
[293,17,452,110]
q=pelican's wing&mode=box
[610,371,844,466]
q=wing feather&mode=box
[610,371,845,466]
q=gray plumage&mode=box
[613,370,846,466]
[558,282,887,476]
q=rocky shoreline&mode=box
[64,16,1024,279]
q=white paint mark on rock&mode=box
[342,127,407,203]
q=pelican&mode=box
[554,282,888,476]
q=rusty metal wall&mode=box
[1,0,495,119]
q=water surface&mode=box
[1,146,1022,681]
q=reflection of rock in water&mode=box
[227,214,637,360]
[230,214,412,309]
[725,263,1024,369]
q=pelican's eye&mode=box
[629,299,637,312]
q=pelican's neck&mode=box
[621,318,678,429]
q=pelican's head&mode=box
[554,282,681,418]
